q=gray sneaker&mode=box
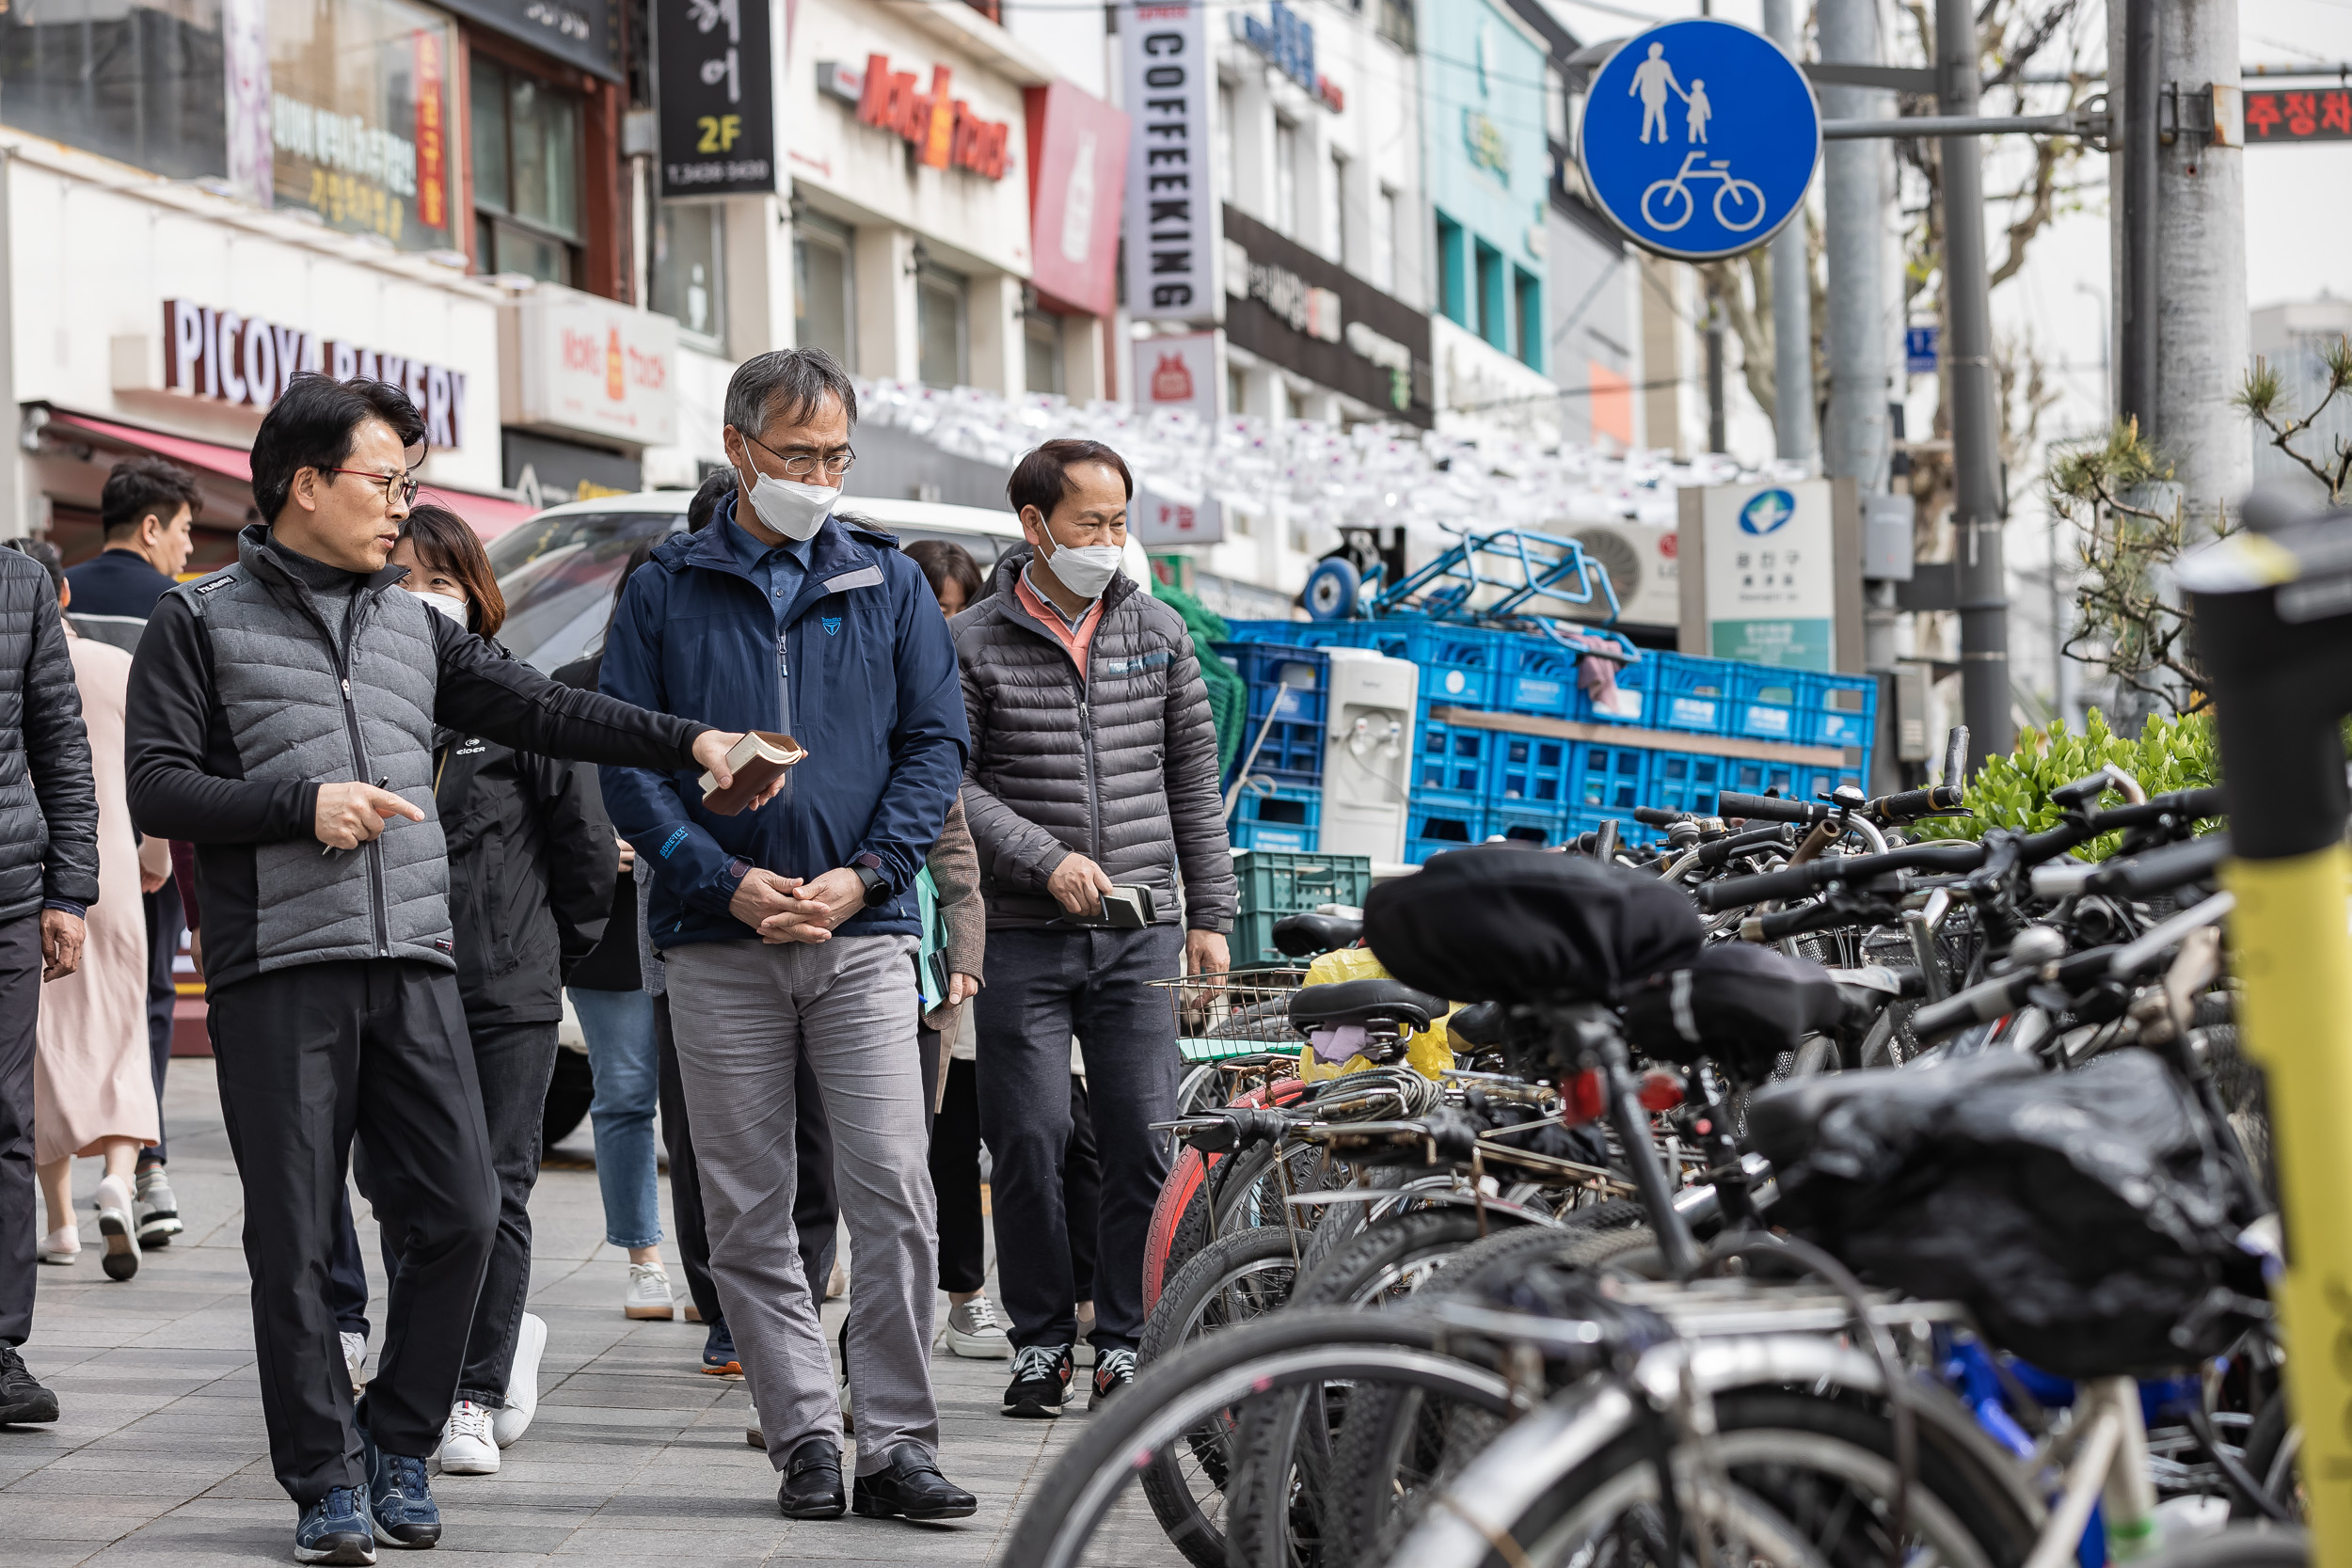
[945,1297,1012,1359]
[135,1167,182,1248]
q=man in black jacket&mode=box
[124,374,771,1567]
[62,454,207,1247]
[0,543,98,1432]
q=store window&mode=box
[793,212,854,366]
[0,0,227,179]
[1273,119,1299,237]
[1025,311,1064,396]
[472,55,580,283]
[1474,239,1504,350]
[1374,186,1398,293]
[1514,266,1542,372]
[269,0,455,249]
[1227,365,1248,419]
[1216,83,1236,205]
[1323,150,1347,266]
[915,261,968,389]
[1435,213,1465,328]
[653,203,725,345]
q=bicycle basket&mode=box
[1155,970,1310,1064]
[1747,1051,2269,1378]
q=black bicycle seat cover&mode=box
[1272,911,1365,957]
[1286,976,1444,1032]
[1364,844,1703,1004]
[1619,943,1845,1070]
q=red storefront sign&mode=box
[2245,88,2352,143]
[414,31,447,230]
[1023,80,1129,317]
[852,53,1011,179]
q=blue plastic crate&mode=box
[1649,750,1727,816]
[1486,802,1568,847]
[1566,805,1661,848]
[1652,653,1737,736]
[1231,782,1318,853]
[1730,668,1806,744]
[1722,755,1802,798]
[1500,640,1581,720]
[1406,788,1482,864]
[1416,718,1493,796]
[1578,653,1651,724]
[1490,731,1573,806]
[1807,673,1880,750]
[1217,642,1330,728]
[1229,719,1323,785]
[1573,740,1651,813]
[1358,623,1502,708]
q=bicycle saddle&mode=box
[1447,1000,1508,1047]
[1618,943,1844,1073]
[1287,977,1446,1034]
[1272,911,1364,958]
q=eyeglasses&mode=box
[744,432,857,481]
[322,467,420,506]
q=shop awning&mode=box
[43,410,540,542]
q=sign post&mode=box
[1578,19,1820,262]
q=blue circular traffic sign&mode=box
[1580,19,1820,261]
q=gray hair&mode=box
[723,348,859,437]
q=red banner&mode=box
[413,30,447,229]
[2245,87,2352,144]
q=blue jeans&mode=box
[569,987,662,1250]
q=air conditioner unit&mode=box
[1553,519,1680,629]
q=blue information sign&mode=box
[1905,325,1941,374]
[1579,19,1820,262]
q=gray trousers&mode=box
[665,935,937,1473]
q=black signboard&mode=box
[1220,205,1436,427]
[655,0,777,198]
[436,0,622,82]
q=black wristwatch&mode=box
[851,854,890,907]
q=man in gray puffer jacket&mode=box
[954,438,1234,1418]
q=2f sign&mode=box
[698,115,742,152]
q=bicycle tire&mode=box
[1289,1206,1526,1309]
[1134,1228,1305,1568]
[1470,1389,2039,1568]
[993,1309,1514,1568]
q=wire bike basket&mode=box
[1154,970,1310,1064]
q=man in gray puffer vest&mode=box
[954,438,1234,1418]
[123,374,763,1567]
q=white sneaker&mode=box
[745,1400,763,1449]
[341,1332,368,1395]
[492,1312,545,1448]
[94,1174,137,1281]
[946,1297,1013,1359]
[624,1263,675,1320]
[437,1400,499,1475]
[38,1226,79,1264]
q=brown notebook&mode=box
[699,730,806,816]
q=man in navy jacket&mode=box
[599,348,976,1525]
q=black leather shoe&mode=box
[0,1348,57,1426]
[778,1436,846,1519]
[850,1442,977,1522]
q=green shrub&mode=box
[1910,710,2219,862]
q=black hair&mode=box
[1008,438,1134,522]
[101,456,203,537]
[687,467,738,532]
[398,504,506,638]
[905,539,984,607]
[723,348,858,437]
[3,537,62,592]
[250,372,428,524]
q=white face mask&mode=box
[411,589,469,626]
[1038,535,1124,601]
[740,467,839,543]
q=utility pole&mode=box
[2118,0,2160,431]
[1762,0,1817,466]
[2154,0,2249,534]
[1818,0,1892,649]
[1935,0,2011,766]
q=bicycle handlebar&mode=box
[2084,831,2233,898]
[1873,784,1968,823]
[1631,806,1687,828]
[1908,944,2122,1042]
[1695,840,1987,912]
[1717,791,1828,826]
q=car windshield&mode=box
[489,510,682,673]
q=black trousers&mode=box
[208,958,497,1505]
[975,926,1182,1354]
[140,881,183,1168]
[655,992,836,1329]
[360,1020,556,1411]
[930,1059,1101,1300]
[0,916,40,1349]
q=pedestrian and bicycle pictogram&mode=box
[1581,18,1820,261]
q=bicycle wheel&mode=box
[996,1310,1516,1568]
[1135,1228,1304,1568]
[1290,1206,1528,1309]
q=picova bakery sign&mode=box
[160,299,469,450]
[816,55,1012,180]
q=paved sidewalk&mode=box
[4,1058,1176,1567]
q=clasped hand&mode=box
[729,865,866,943]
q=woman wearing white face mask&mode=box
[337,506,622,1476]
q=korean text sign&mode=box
[657,0,777,198]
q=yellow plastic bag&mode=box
[1295,948,1457,1083]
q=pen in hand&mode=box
[323,777,395,857]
